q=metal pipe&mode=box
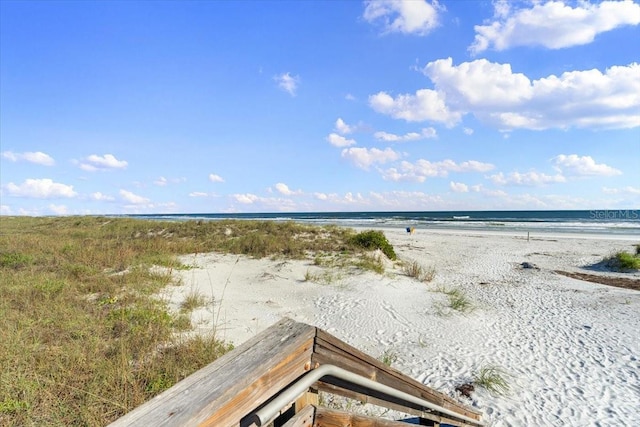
[253,364,484,426]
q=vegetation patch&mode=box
[0,216,398,425]
[402,260,436,282]
[473,365,510,396]
[379,348,398,367]
[605,250,640,271]
[434,286,474,315]
[348,230,397,260]
[179,290,208,313]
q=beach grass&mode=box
[402,260,436,282]
[179,290,208,313]
[473,365,510,396]
[379,348,398,367]
[0,216,389,425]
[434,286,474,315]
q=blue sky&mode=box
[1,0,639,215]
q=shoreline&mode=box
[165,227,639,426]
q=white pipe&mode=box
[253,364,484,426]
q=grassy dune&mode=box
[0,217,370,425]
[0,216,381,425]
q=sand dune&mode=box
[163,228,640,426]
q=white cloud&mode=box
[4,178,77,198]
[382,158,494,182]
[49,204,68,215]
[233,193,260,204]
[274,182,302,196]
[363,0,442,35]
[374,127,437,142]
[335,118,354,134]
[0,205,10,215]
[119,190,149,204]
[314,192,328,200]
[345,93,356,101]
[602,186,640,195]
[80,154,128,171]
[369,89,462,125]
[421,58,640,130]
[326,133,356,147]
[463,127,474,135]
[209,173,225,183]
[489,171,566,186]
[189,192,209,197]
[91,192,115,201]
[449,181,469,193]
[553,154,622,176]
[275,72,300,96]
[470,0,640,54]
[1,151,55,166]
[341,147,401,170]
[154,177,168,186]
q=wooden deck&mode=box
[109,318,483,427]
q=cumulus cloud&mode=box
[326,133,356,147]
[4,178,77,198]
[382,158,494,182]
[119,190,149,204]
[233,193,260,204]
[274,182,302,196]
[553,154,622,176]
[374,127,437,142]
[91,192,115,201]
[335,118,354,135]
[369,89,462,126]
[1,151,55,166]
[341,147,401,170]
[489,171,566,186]
[80,154,128,172]
[419,58,640,130]
[470,0,640,54]
[209,173,225,183]
[363,0,442,35]
[275,72,300,96]
[449,181,469,193]
[0,205,11,215]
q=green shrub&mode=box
[349,230,396,260]
[606,251,640,271]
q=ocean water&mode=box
[132,210,640,237]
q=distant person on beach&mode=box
[406,227,415,235]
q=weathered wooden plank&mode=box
[109,318,315,427]
[313,329,480,422]
[317,381,482,427]
[315,381,443,425]
[315,334,445,405]
[313,405,431,427]
[296,390,319,413]
[281,404,315,427]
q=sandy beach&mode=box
[162,228,640,426]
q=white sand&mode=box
[162,228,640,426]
